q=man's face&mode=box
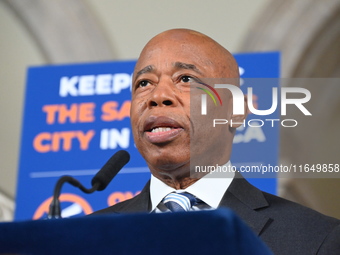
[130,33,235,178]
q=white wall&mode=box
[0,0,270,200]
[84,0,271,58]
[0,1,45,200]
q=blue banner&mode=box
[15,52,280,220]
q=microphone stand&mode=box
[48,176,100,219]
[48,150,130,219]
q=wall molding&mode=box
[3,0,115,63]
[240,0,340,218]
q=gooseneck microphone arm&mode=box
[48,177,100,219]
[48,150,130,219]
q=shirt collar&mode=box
[150,161,234,211]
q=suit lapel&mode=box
[116,180,151,213]
[219,175,272,236]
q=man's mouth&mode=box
[143,116,184,144]
[150,127,176,133]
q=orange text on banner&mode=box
[107,191,140,206]
[101,100,130,121]
[33,130,95,153]
[43,102,96,124]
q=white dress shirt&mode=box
[150,161,235,213]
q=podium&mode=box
[0,208,272,255]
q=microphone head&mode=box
[91,150,130,191]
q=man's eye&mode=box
[138,80,149,87]
[181,76,192,83]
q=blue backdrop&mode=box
[15,52,280,220]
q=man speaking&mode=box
[94,29,340,254]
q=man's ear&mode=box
[229,95,248,128]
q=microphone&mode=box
[91,150,130,191]
[48,150,130,219]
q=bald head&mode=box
[130,29,244,187]
[134,29,239,81]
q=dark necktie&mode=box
[162,192,198,212]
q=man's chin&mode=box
[146,155,190,172]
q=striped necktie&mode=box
[162,192,197,212]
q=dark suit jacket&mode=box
[94,177,340,254]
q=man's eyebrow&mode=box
[135,65,154,78]
[173,62,203,74]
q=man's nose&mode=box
[147,80,177,108]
